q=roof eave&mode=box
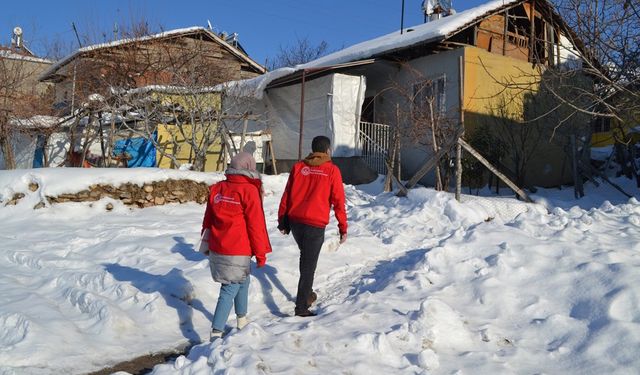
[39,27,266,82]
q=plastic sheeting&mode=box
[0,133,37,170]
[46,133,71,167]
[224,73,365,160]
[112,135,157,167]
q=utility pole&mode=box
[69,23,82,116]
[71,22,82,48]
[400,0,406,34]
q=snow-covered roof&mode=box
[0,49,52,64]
[124,84,223,96]
[39,26,265,81]
[9,115,66,129]
[231,0,521,98]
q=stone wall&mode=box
[4,179,211,210]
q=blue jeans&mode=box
[211,276,250,332]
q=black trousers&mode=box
[291,221,325,312]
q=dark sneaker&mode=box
[210,329,223,342]
[294,309,317,317]
[307,291,317,307]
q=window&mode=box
[361,96,375,123]
[413,75,446,120]
[592,117,611,133]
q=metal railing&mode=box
[359,121,391,175]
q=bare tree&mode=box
[550,0,639,123]
[67,23,259,171]
[377,63,460,191]
[0,49,55,169]
[268,37,329,69]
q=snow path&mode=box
[1,169,639,374]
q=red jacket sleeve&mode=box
[201,186,215,234]
[278,167,295,228]
[330,166,348,235]
[243,185,272,264]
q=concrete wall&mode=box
[358,46,576,188]
[360,48,465,186]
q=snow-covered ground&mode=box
[1,168,639,374]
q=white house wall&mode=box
[331,74,366,157]
[224,73,366,160]
[372,48,464,185]
[266,74,333,160]
[0,133,37,169]
[558,34,582,68]
[47,132,70,167]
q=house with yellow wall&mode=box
[591,107,640,148]
[151,90,225,172]
[228,0,593,188]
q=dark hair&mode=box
[311,136,331,153]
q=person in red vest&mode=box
[202,152,271,340]
[278,136,348,317]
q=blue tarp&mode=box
[112,134,157,167]
[33,135,48,168]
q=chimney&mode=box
[12,26,23,49]
[422,0,454,22]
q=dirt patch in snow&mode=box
[86,348,185,375]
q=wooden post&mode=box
[455,56,465,202]
[385,122,399,193]
[529,0,536,62]
[268,140,278,175]
[42,133,50,167]
[107,109,116,166]
[397,126,402,182]
[298,70,306,160]
[458,138,533,203]
[502,10,508,56]
[455,142,462,201]
[98,112,107,167]
[555,26,561,66]
[571,134,584,198]
[429,99,443,191]
[385,158,408,196]
[397,135,459,196]
[217,142,226,171]
[240,116,248,152]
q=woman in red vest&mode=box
[201,152,271,340]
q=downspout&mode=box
[354,76,366,156]
[298,69,306,160]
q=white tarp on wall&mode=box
[0,133,37,169]
[46,132,70,167]
[224,73,365,160]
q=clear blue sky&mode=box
[1,0,486,64]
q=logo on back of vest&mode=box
[300,166,328,177]
[214,193,240,205]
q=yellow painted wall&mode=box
[463,47,540,125]
[462,46,573,187]
[153,91,224,172]
[592,117,640,147]
[156,123,224,171]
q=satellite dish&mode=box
[13,26,23,36]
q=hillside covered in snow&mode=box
[1,168,639,374]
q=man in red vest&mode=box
[278,136,348,317]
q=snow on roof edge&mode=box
[39,26,265,82]
[124,84,224,95]
[0,50,52,64]
[228,0,521,99]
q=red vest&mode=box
[202,174,272,264]
[278,158,348,234]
